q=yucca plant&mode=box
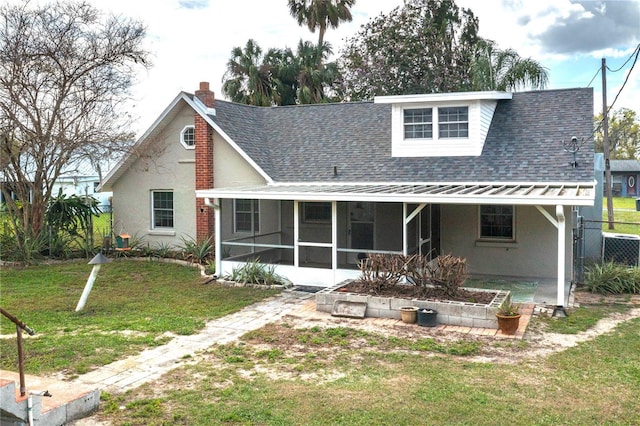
[225,258,283,286]
[179,236,214,264]
[583,261,640,295]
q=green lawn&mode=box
[0,260,278,376]
[96,310,640,425]
[603,197,640,235]
[2,234,640,424]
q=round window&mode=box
[629,176,636,188]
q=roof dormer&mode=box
[375,91,512,157]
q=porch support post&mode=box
[214,198,221,276]
[535,205,567,313]
[293,201,299,267]
[402,203,408,255]
[331,201,337,283]
[556,205,566,308]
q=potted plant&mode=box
[495,297,521,335]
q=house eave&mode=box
[196,181,596,206]
[375,91,513,104]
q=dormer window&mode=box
[180,125,195,149]
[404,108,433,139]
[376,91,512,157]
[439,106,468,138]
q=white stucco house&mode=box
[100,82,596,308]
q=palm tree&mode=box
[222,39,277,106]
[264,47,299,106]
[295,40,342,104]
[287,0,356,67]
[471,39,549,91]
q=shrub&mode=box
[179,236,213,264]
[358,253,467,298]
[357,254,407,292]
[583,261,640,295]
[225,258,284,286]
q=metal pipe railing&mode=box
[0,307,35,396]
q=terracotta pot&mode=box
[496,313,521,335]
[400,306,418,324]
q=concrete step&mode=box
[0,371,100,425]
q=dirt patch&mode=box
[339,280,497,304]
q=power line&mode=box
[586,67,600,87]
[606,43,640,73]
[607,44,640,112]
[583,47,640,148]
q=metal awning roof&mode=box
[196,181,596,206]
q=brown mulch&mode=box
[339,280,497,305]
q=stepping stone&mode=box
[331,301,367,318]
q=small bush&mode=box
[179,236,213,264]
[358,254,407,292]
[583,261,640,295]
[225,258,284,286]
[358,253,467,298]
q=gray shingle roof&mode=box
[610,159,640,172]
[210,88,594,183]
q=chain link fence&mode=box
[574,218,640,283]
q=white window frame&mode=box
[403,106,469,141]
[234,199,260,233]
[403,108,433,139]
[478,205,515,242]
[151,190,174,229]
[180,125,195,149]
[438,106,469,138]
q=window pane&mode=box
[439,107,469,138]
[480,205,513,239]
[235,199,259,232]
[303,202,331,222]
[152,191,173,228]
[182,127,195,146]
[404,108,433,139]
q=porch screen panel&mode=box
[299,202,332,243]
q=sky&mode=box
[24,0,640,137]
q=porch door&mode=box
[405,204,439,259]
[348,202,374,263]
[627,175,637,196]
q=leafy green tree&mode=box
[339,0,479,100]
[470,39,549,91]
[595,108,640,160]
[287,0,355,66]
[0,0,149,261]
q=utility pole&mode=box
[602,58,615,229]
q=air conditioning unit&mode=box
[602,232,640,267]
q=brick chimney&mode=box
[194,82,215,243]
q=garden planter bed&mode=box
[316,281,509,329]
